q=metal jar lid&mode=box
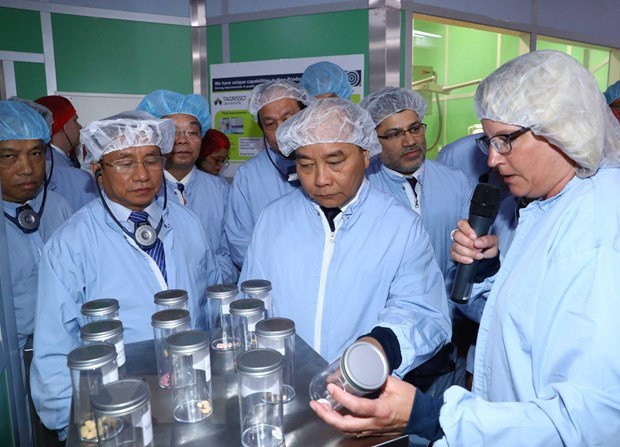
[67,343,117,370]
[340,341,389,393]
[207,283,238,300]
[154,289,188,306]
[229,298,265,317]
[91,379,150,416]
[166,330,209,356]
[151,308,191,329]
[81,298,119,317]
[255,318,295,339]
[240,279,272,294]
[80,319,123,342]
[236,349,283,376]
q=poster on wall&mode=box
[210,54,365,162]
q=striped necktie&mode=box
[407,177,419,209]
[176,183,187,205]
[128,211,167,281]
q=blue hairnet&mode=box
[276,98,382,157]
[136,90,211,137]
[300,61,353,99]
[360,87,427,126]
[0,100,51,143]
[604,81,620,105]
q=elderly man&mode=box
[300,61,353,99]
[239,98,451,379]
[35,95,97,211]
[225,79,315,268]
[30,111,219,440]
[137,90,237,283]
[0,101,71,354]
[312,50,620,447]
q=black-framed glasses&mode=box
[101,156,166,174]
[207,154,230,166]
[378,122,427,141]
[476,127,531,156]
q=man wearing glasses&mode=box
[136,90,237,283]
[362,87,476,407]
[30,112,219,442]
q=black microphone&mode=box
[450,183,500,304]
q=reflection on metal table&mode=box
[67,335,407,446]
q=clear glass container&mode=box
[154,289,189,311]
[67,343,119,443]
[151,308,192,389]
[207,283,239,351]
[230,298,265,358]
[166,330,213,423]
[80,319,126,379]
[256,318,296,403]
[91,379,153,447]
[240,279,272,317]
[81,298,120,323]
[308,341,388,410]
[236,349,284,447]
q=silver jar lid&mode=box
[166,330,209,356]
[236,348,283,376]
[151,308,191,329]
[207,283,238,300]
[240,279,272,294]
[91,379,150,416]
[255,318,295,339]
[154,289,188,306]
[229,298,265,317]
[340,341,389,393]
[81,298,119,317]
[80,319,123,342]
[67,343,117,370]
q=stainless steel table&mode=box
[67,336,407,446]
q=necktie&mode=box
[407,177,419,208]
[176,183,187,205]
[320,206,342,232]
[128,211,167,281]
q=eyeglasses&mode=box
[175,129,201,140]
[476,127,531,156]
[207,154,229,166]
[377,122,427,141]
[101,156,166,174]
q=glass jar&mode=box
[256,318,296,403]
[67,343,119,443]
[91,379,153,447]
[80,319,126,378]
[154,289,189,311]
[240,279,272,317]
[166,330,213,423]
[230,298,265,357]
[308,341,388,410]
[206,283,239,351]
[236,349,284,447]
[151,308,192,389]
[81,298,120,323]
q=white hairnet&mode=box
[300,61,353,99]
[247,79,315,121]
[136,90,211,137]
[275,97,382,157]
[359,86,427,126]
[81,110,175,163]
[8,97,54,133]
[475,50,620,178]
[0,100,51,143]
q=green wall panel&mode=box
[0,372,14,447]
[15,62,47,100]
[52,14,192,94]
[447,26,497,96]
[0,7,43,53]
[229,10,369,92]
